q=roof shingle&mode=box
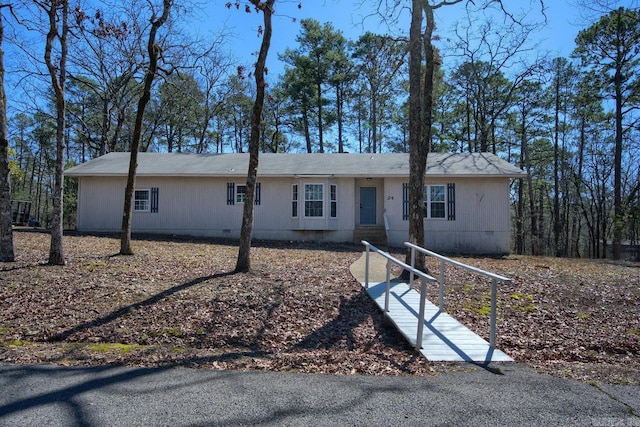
[64,152,526,178]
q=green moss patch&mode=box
[86,343,148,354]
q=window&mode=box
[425,185,446,219]
[402,182,455,221]
[304,184,323,217]
[236,185,247,204]
[292,183,337,219]
[134,190,150,212]
[330,184,337,218]
[227,182,260,205]
[292,184,298,218]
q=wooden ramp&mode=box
[365,281,513,363]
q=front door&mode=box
[360,187,377,225]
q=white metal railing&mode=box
[382,212,391,250]
[383,212,390,243]
[404,242,512,348]
[361,240,437,349]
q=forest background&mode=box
[2,0,639,260]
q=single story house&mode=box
[64,152,526,254]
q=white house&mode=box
[64,152,526,254]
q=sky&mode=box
[198,0,595,79]
[4,0,637,116]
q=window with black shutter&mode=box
[402,182,455,220]
[228,182,261,205]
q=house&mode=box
[64,152,526,254]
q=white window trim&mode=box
[134,189,151,212]
[424,184,446,219]
[291,184,299,218]
[304,183,324,218]
[330,184,337,218]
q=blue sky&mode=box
[199,0,592,78]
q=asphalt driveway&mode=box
[0,363,638,426]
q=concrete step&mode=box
[354,226,387,247]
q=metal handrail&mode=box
[404,242,512,348]
[361,240,436,349]
[382,212,390,250]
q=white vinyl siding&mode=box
[69,153,519,254]
[387,178,511,253]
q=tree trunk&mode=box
[316,77,324,153]
[235,0,274,273]
[553,73,561,257]
[612,67,623,260]
[302,108,312,153]
[521,110,538,255]
[120,0,171,255]
[0,6,14,262]
[100,97,109,156]
[44,0,69,266]
[404,0,427,271]
[371,93,377,153]
[516,177,524,254]
[336,85,344,153]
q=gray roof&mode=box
[64,152,526,178]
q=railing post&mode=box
[409,245,416,288]
[384,258,391,313]
[439,260,445,311]
[490,278,497,348]
[364,244,370,289]
[416,277,426,349]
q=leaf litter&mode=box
[1,232,638,384]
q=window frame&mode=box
[304,183,324,218]
[235,184,247,204]
[291,184,299,218]
[330,184,337,218]
[423,184,446,219]
[134,189,151,212]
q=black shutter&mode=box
[402,183,409,220]
[447,182,456,221]
[151,187,159,213]
[254,182,261,205]
[227,182,235,205]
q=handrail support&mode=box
[416,277,427,349]
[438,260,445,311]
[490,278,497,348]
[364,245,370,289]
[404,241,511,350]
[385,258,391,313]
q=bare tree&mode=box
[451,9,542,153]
[69,4,144,157]
[235,0,275,273]
[120,0,171,255]
[573,0,640,21]
[370,0,545,271]
[35,0,70,265]
[192,47,232,153]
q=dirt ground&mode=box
[1,231,638,384]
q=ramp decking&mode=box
[364,280,513,363]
